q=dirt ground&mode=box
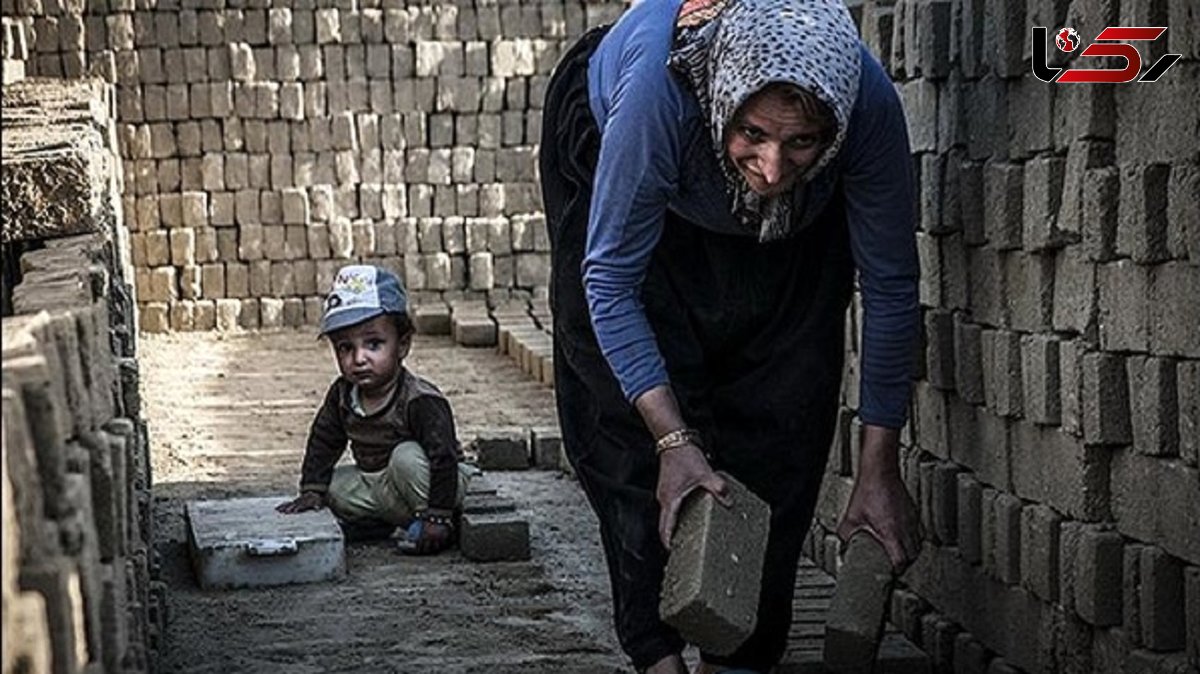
[140,329,636,674]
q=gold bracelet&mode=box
[655,428,703,455]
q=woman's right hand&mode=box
[656,443,730,549]
[276,491,325,514]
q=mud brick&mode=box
[1058,341,1084,435]
[1115,163,1172,264]
[1151,262,1200,358]
[460,511,530,562]
[237,298,260,330]
[529,425,562,470]
[661,473,768,657]
[1166,162,1199,261]
[990,492,1022,584]
[1125,356,1179,458]
[179,266,203,300]
[953,316,985,404]
[1057,141,1113,240]
[170,299,195,331]
[214,298,239,331]
[1081,352,1131,446]
[256,297,281,329]
[466,252,493,291]
[1081,167,1120,262]
[1006,78,1054,160]
[1051,247,1095,337]
[931,462,961,545]
[1015,421,1109,520]
[937,232,969,311]
[966,246,1004,327]
[1021,156,1069,251]
[1180,362,1200,468]
[1096,260,1152,351]
[915,232,941,307]
[824,532,896,669]
[1020,334,1060,426]
[948,397,1011,489]
[18,558,91,672]
[1017,504,1061,603]
[224,263,248,298]
[964,77,1007,162]
[1137,547,1186,651]
[1110,448,1200,567]
[1067,525,1124,627]
[2,388,57,565]
[1007,251,1054,332]
[470,429,528,470]
[982,329,1022,418]
[139,302,169,332]
[453,315,497,348]
[952,632,989,674]
[1122,542,1146,648]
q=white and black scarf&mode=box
[668,0,862,241]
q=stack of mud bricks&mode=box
[2,79,162,671]
[0,0,626,334]
[803,1,1200,673]
[2,16,29,82]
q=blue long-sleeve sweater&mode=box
[583,0,919,429]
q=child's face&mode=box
[329,315,410,396]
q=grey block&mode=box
[1139,546,1186,651]
[1019,504,1061,603]
[660,473,769,657]
[1082,352,1132,446]
[460,511,530,562]
[956,472,983,565]
[1126,356,1179,457]
[1074,525,1123,627]
[824,532,896,671]
[991,492,1021,585]
[529,425,562,470]
[470,430,529,471]
[411,302,451,335]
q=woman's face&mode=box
[724,88,830,197]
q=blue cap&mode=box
[320,265,408,335]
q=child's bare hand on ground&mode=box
[276,491,325,513]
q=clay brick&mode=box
[966,246,1004,327]
[529,426,562,470]
[1081,168,1120,262]
[1012,421,1109,521]
[1151,262,1200,358]
[1004,251,1054,333]
[914,382,948,459]
[947,398,1011,490]
[931,462,961,545]
[1180,361,1200,467]
[1167,162,1199,261]
[991,492,1021,585]
[215,298,240,331]
[660,473,769,657]
[1125,356,1179,458]
[983,163,1022,250]
[953,316,985,404]
[982,329,1022,418]
[1117,163,1171,264]
[1023,156,1070,251]
[1052,247,1096,336]
[1020,504,1061,602]
[925,310,955,390]
[957,472,983,565]
[470,429,528,470]
[1082,352,1131,446]
[1058,340,1083,437]
[1186,566,1200,664]
[1139,546,1186,651]
[1109,448,1200,566]
[1020,334,1061,426]
[1074,525,1123,627]
[460,511,530,562]
[824,532,896,668]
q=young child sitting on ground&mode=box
[277,264,473,555]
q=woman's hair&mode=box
[750,82,838,145]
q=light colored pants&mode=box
[327,441,476,524]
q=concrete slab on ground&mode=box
[186,496,345,590]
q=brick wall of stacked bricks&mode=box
[2,76,162,672]
[805,1,1200,673]
[0,0,628,333]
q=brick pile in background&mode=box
[1,0,626,333]
[2,78,161,672]
[806,1,1200,672]
[1,16,30,82]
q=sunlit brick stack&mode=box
[2,78,162,673]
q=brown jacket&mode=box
[299,368,463,511]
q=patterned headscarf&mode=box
[668,0,862,241]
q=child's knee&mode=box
[388,441,430,476]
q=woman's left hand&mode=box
[835,425,921,572]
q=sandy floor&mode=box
[141,329,631,674]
